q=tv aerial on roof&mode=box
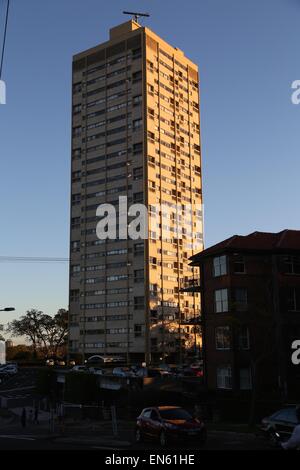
[123,11,150,23]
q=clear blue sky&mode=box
[0,0,299,328]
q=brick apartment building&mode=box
[187,230,300,408]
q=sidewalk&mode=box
[0,410,133,447]
[11,407,51,423]
[53,435,131,448]
[50,419,133,447]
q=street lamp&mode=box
[0,307,15,312]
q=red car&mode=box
[135,406,207,447]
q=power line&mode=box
[0,256,69,264]
[0,0,10,80]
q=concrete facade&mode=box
[69,21,203,363]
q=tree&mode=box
[6,309,45,358]
[6,344,33,361]
[6,309,68,358]
[42,309,68,356]
[0,324,4,341]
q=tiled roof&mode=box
[190,230,300,263]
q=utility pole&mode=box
[0,0,10,80]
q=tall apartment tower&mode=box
[69,20,203,364]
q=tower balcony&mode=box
[179,276,201,293]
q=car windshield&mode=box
[159,408,192,420]
[272,408,298,424]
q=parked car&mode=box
[46,358,55,367]
[189,361,203,369]
[130,364,143,374]
[259,405,299,442]
[89,367,104,376]
[158,364,180,376]
[0,364,18,375]
[179,366,203,378]
[46,359,55,367]
[112,367,136,378]
[71,365,88,373]
[136,367,163,378]
[135,406,207,447]
[56,360,66,367]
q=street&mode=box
[0,423,272,451]
[0,368,274,451]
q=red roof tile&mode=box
[190,230,300,262]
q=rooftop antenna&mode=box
[123,11,150,24]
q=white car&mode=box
[89,367,104,375]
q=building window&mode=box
[287,287,300,311]
[133,167,143,180]
[72,171,81,182]
[215,326,231,350]
[72,193,81,205]
[132,47,142,59]
[71,217,81,228]
[134,324,144,337]
[132,70,142,83]
[217,366,232,390]
[234,288,248,310]
[69,340,79,350]
[147,83,154,95]
[72,148,81,160]
[73,104,82,114]
[133,118,143,130]
[134,296,145,310]
[72,126,81,137]
[133,142,143,155]
[70,289,80,302]
[213,255,227,277]
[134,243,144,255]
[71,240,80,253]
[284,256,300,274]
[133,95,142,106]
[149,257,157,266]
[239,368,252,390]
[73,82,82,94]
[147,130,155,142]
[134,269,144,283]
[233,255,246,274]
[148,107,155,119]
[71,265,80,273]
[214,289,228,313]
[133,192,143,203]
[238,326,250,350]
